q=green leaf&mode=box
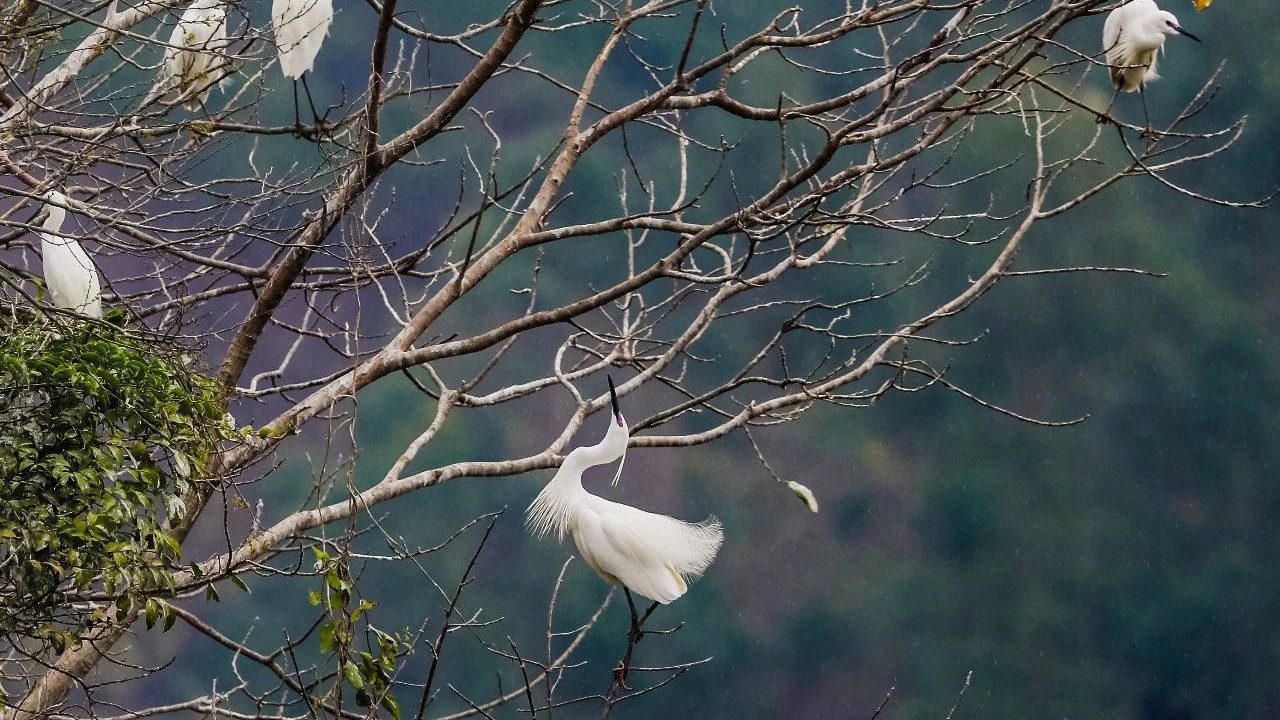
[352,598,376,621]
[318,623,335,654]
[342,661,365,691]
[380,694,401,720]
[229,574,250,593]
[257,425,286,439]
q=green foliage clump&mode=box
[310,546,405,720]
[0,312,229,647]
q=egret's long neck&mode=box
[573,433,624,469]
[41,206,67,244]
[526,419,629,540]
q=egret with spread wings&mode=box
[527,378,722,681]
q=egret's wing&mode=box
[595,499,724,579]
[77,246,103,318]
[188,7,228,106]
[1102,5,1122,56]
[201,10,228,55]
[592,498,723,599]
[42,245,77,307]
[162,18,195,91]
[194,9,230,104]
[42,242,103,317]
[270,0,289,34]
[594,506,687,604]
[1102,7,1127,87]
[160,3,228,108]
[571,507,620,586]
[213,17,234,91]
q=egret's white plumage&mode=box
[159,0,229,111]
[1103,0,1200,92]
[272,0,333,79]
[40,192,102,318]
[527,381,723,605]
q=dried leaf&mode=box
[786,480,820,513]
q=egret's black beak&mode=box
[1174,25,1201,42]
[608,375,623,425]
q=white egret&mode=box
[271,0,332,80]
[39,192,103,319]
[271,0,332,129]
[159,0,229,111]
[1101,0,1200,129]
[527,378,722,681]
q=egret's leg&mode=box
[291,79,302,130]
[612,595,678,691]
[1096,87,1119,125]
[300,74,323,126]
[623,588,642,640]
[1139,85,1153,138]
[614,589,643,691]
[637,601,659,633]
[289,75,328,141]
[622,591,661,642]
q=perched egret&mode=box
[159,0,229,111]
[39,192,103,318]
[528,378,722,605]
[1101,0,1200,129]
[271,0,332,79]
[527,378,722,683]
[527,378,722,686]
[271,0,332,129]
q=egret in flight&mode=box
[271,0,332,129]
[158,0,229,111]
[1100,0,1200,130]
[527,378,723,680]
[39,191,103,318]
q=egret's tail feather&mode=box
[659,515,723,580]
